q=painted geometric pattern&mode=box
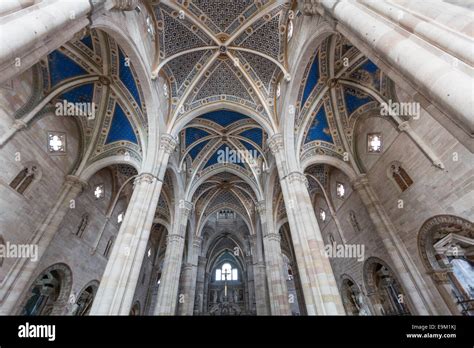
[239,15,282,61]
[159,9,212,57]
[192,0,253,33]
[193,61,255,103]
[238,51,279,94]
[166,50,207,92]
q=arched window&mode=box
[349,211,361,233]
[10,165,39,194]
[75,213,88,238]
[215,263,238,281]
[104,237,114,258]
[20,263,72,316]
[73,282,98,316]
[388,162,413,192]
[418,216,474,315]
[363,258,411,316]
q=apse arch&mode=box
[301,154,358,183]
[196,203,254,238]
[78,155,141,182]
[186,165,263,202]
[169,103,275,137]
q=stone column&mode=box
[0,175,87,314]
[90,134,177,315]
[244,254,256,314]
[351,175,438,315]
[178,236,202,315]
[257,201,291,315]
[313,0,474,144]
[154,201,193,315]
[249,233,270,315]
[267,134,345,315]
[193,256,207,314]
[90,173,163,315]
[0,0,105,83]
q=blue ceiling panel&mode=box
[106,102,138,144]
[204,144,229,168]
[240,140,260,157]
[48,50,87,88]
[238,128,262,147]
[305,105,333,144]
[58,83,94,104]
[185,127,211,147]
[301,52,319,106]
[188,139,210,160]
[198,110,249,127]
[344,89,373,116]
[80,35,94,51]
[359,59,378,74]
[119,48,142,109]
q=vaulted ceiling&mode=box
[151,0,292,126]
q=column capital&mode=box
[263,232,281,243]
[109,0,139,11]
[159,134,178,154]
[284,171,309,188]
[398,121,411,132]
[65,175,89,192]
[167,233,184,245]
[192,236,203,249]
[12,120,27,130]
[303,0,321,15]
[134,172,157,185]
[256,201,266,215]
[351,175,370,191]
[267,133,284,155]
[178,200,193,217]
